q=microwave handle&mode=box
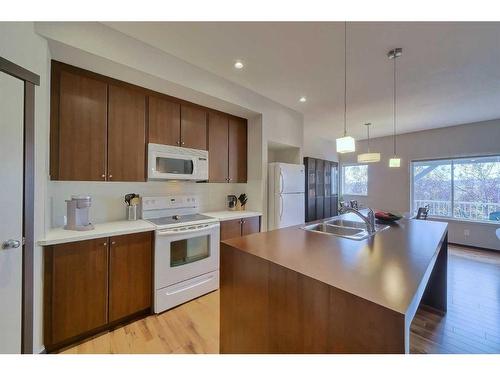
[156,223,219,236]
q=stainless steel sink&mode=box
[302,220,389,241]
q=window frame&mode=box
[410,154,500,223]
[341,163,369,197]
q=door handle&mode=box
[279,194,284,220]
[2,239,21,250]
[279,171,284,194]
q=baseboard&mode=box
[449,242,498,252]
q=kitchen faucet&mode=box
[339,206,376,234]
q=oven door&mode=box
[154,222,220,289]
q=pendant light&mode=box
[336,22,355,153]
[388,48,402,168]
[357,123,380,163]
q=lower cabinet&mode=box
[109,232,152,322]
[44,231,153,351]
[220,216,261,241]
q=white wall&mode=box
[340,119,500,250]
[0,22,50,354]
[49,182,247,227]
[303,113,339,162]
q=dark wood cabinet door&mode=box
[228,117,247,183]
[55,70,107,181]
[208,112,229,182]
[148,95,181,146]
[241,216,261,236]
[316,196,324,220]
[315,159,324,197]
[324,197,331,218]
[331,195,339,217]
[304,157,317,222]
[324,161,332,197]
[44,239,108,346]
[220,219,242,241]
[108,85,147,181]
[109,232,152,322]
[315,160,325,219]
[180,105,207,150]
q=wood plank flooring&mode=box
[60,245,500,354]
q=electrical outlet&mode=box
[464,229,470,237]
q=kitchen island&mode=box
[220,213,448,354]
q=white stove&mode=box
[142,196,220,313]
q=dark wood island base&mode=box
[220,217,448,354]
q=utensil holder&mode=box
[127,205,138,221]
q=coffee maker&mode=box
[65,195,94,231]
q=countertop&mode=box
[38,220,155,246]
[203,210,262,221]
[222,212,448,315]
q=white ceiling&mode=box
[104,22,500,140]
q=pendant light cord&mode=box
[343,22,347,137]
[367,124,370,152]
[393,52,397,156]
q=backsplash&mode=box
[48,181,247,228]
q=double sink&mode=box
[302,218,389,241]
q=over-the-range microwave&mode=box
[148,143,209,181]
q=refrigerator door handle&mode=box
[279,194,284,220]
[279,170,284,194]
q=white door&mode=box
[276,193,305,228]
[0,72,24,353]
[279,164,305,194]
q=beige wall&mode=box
[340,119,500,250]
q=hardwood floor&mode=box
[60,245,500,354]
[410,245,500,354]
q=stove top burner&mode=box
[146,214,214,227]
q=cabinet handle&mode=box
[176,140,180,145]
[228,178,232,182]
[111,241,116,245]
[181,141,185,146]
[101,174,106,179]
[109,174,113,179]
[103,242,107,246]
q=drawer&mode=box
[154,270,219,313]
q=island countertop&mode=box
[222,212,448,316]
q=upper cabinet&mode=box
[180,105,207,150]
[50,61,247,183]
[108,85,146,181]
[51,68,108,181]
[208,112,247,183]
[228,117,247,183]
[148,95,181,146]
[148,99,207,150]
[208,112,229,182]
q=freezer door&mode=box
[276,192,305,228]
[278,164,305,194]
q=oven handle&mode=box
[156,223,219,236]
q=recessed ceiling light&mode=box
[299,96,307,103]
[234,60,244,69]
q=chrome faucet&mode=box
[339,206,376,234]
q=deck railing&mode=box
[414,200,500,221]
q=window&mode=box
[342,164,368,196]
[411,155,500,222]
